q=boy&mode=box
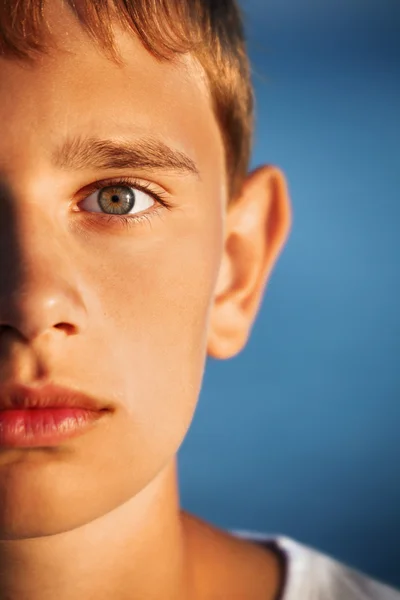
[0,0,397,598]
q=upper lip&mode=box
[0,384,112,412]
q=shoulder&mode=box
[233,530,400,600]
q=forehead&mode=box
[0,3,225,186]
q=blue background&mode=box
[179,0,400,589]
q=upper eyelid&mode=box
[77,176,170,201]
[80,176,163,192]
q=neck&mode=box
[0,460,191,600]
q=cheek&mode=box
[93,197,223,449]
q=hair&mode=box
[0,0,254,200]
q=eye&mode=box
[78,184,155,216]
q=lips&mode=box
[0,383,113,448]
[0,383,112,412]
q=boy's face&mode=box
[0,4,291,539]
[0,6,228,536]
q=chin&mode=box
[0,458,130,540]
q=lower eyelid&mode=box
[75,203,166,233]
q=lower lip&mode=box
[0,408,105,448]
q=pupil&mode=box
[111,195,119,203]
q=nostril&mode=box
[54,323,76,335]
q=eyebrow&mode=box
[52,135,200,177]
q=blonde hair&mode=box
[0,0,254,200]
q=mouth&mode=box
[0,383,113,448]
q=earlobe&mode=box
[207,166,292,360]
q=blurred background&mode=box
[179,0,400,589]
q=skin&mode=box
[0,3,292,599]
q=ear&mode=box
[207,166,292,359]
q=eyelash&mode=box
[76,176,173,231]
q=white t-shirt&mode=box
[231,530,400,599]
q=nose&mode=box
[0,207,87,344]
